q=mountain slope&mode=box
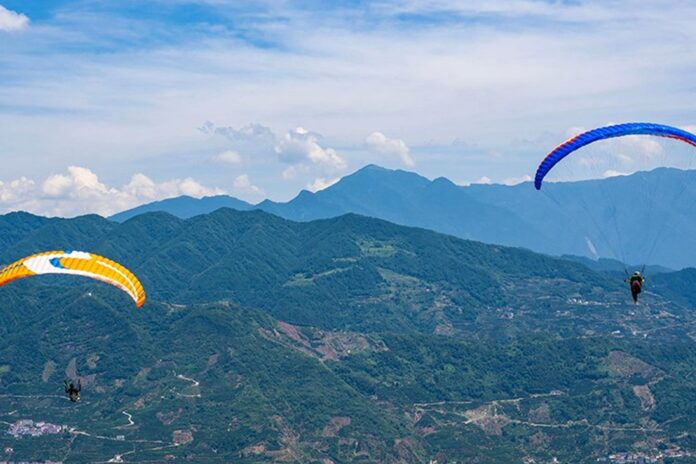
[3,210,696,462]
[468,168,696,269]
[0,208,613,335]
[259,166,554,252]
[0,295,411,462]
[109,165,696,269]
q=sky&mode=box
[1,0,695,217]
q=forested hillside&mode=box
[1,210,696,462]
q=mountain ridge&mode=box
[104,165,696,269]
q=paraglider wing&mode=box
[534,123,696,190]
[0,250,146,307]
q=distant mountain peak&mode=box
[335,164,430,188]
[432,176,456,186]
[99,165,696,269]
[295,189,314,198]
[359,163,387,171]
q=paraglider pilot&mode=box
[64,379,81,402]
[624,271,645,304]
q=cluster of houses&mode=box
[598,447,692,463]
[6,420,65,438]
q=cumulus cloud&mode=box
[307,177,339,192]
[1,167,224,217]
[603,170,628,178]
[233,174,263,195]
[0,5,29,32]
[168,177,221,198]
[275,127,346,171]
[365,132,414,167]
[42,166,111,200]
[202,123,275,168]
[205,122,347,183]
[42,174,72,197]
[0,177,35,203]
[281,165,303,180]
[473,176,492,184]
[501,174,532,185]
[608,135,664,159]
[3,1,696,199]
[215,150,242,164]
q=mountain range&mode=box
[2,209,696,462]
[110,165,696,270]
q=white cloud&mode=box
[174,177,221,198]
[501,174,532,185]
[473,176,492,184]
[603,170,628,178]
[562,126,664,161]
[613,153,634,164]
[215,150,242,164]
[566,126,587,137]
[555,124,679,180]
[0,177,35,203]
[206,123,346,187]
[0,5,29,32]
[307,177,339,192]
[42,174,73,197]
[275,127,346,171]
[463,175,531,186]
[607,135,664,159]
[122,173,157,199]
[282,166,300,180]
[233,174,263,195]
[375,0,586,19]
[1,167,224,217]
[365,131,414,167]
[57,166,111,200]
[205,123,276,146]
[577,157,602,168]
[1,1,696,199]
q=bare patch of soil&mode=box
[322,416,351,437]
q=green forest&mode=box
[1,209,696,463]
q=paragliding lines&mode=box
[535,123,696,190]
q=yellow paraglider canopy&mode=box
[0,250,146,307]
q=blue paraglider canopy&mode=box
[535,123,696,190]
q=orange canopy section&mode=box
[0,250,146,308]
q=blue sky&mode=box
[1,0,695,216]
